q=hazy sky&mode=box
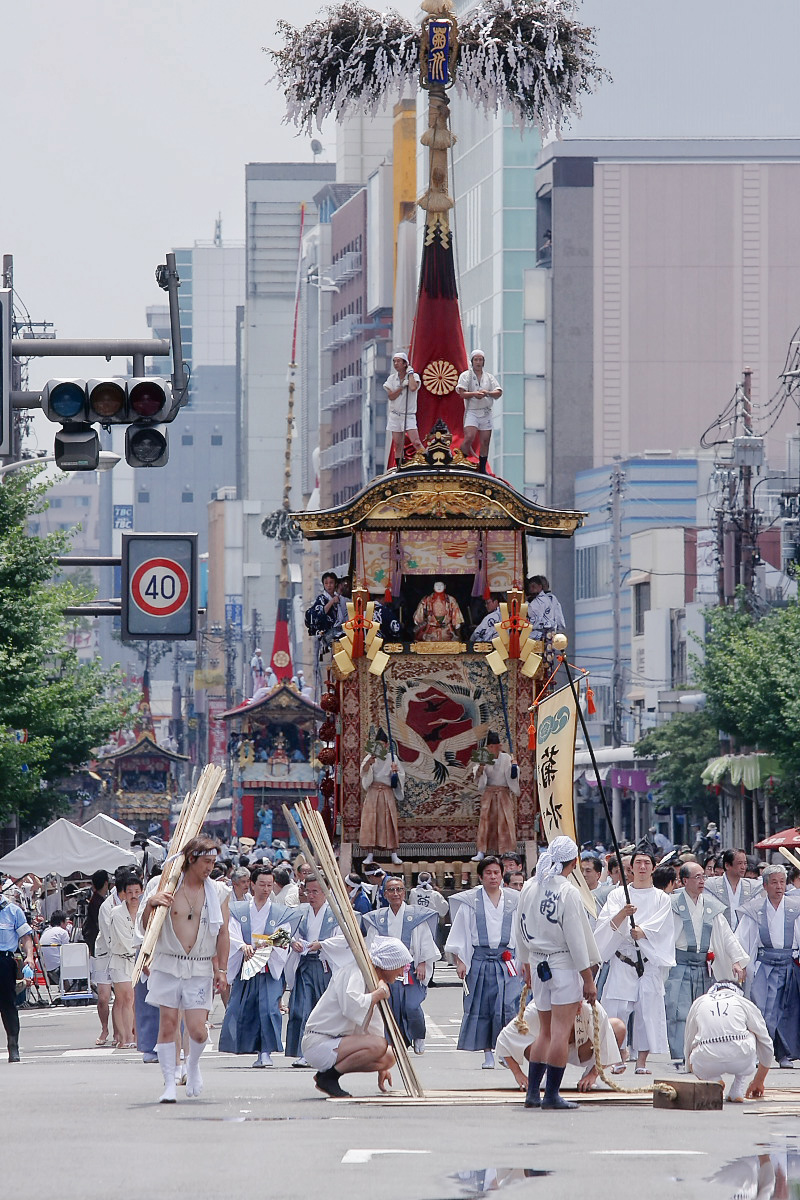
[4,0,799,449]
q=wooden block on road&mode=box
[653,1078,723,1111]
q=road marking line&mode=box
[62,1048,117,1057]
[342,1150,431,1164]
[591,1151,707,1157]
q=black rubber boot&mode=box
[524,1060,546,1108]
[541,1064,578,1110]
[313,1067,352,1098]
[478,456,488,474]
[8,1037,20,1063]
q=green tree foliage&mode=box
[700,596,800,799]
[635,711,721,817]
[0,470,135,831]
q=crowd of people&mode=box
[0,827,793,1109]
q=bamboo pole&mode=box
[132,764,225,984]
[283,800,424,1097]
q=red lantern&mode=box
[318,746,337,767]
[319,718,337,742]
[320,691,340,714]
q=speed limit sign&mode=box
[121,533,197,641]
[131,558,190,617]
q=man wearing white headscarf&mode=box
[301,933,411,1097]
[513,835,601,1109]
[384,351,423,466]
[456,350,502,473]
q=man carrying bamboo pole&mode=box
[301,934,413,1098]
[142,835,228,1103]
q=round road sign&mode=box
[131,557,190,618]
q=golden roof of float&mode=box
[293,430,585,540]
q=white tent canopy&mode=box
[83,814,135,846]
[83,814,165,864]
[0,818,138,878]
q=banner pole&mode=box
[559,655,644,977]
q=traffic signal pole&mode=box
[10,338,171,407]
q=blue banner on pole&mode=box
[426,20,451,86]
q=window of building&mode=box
[211,434,222,446]
[49,497,62,508]
[634,581,651,636]
[137,491,150,504]
[575,544,611,600]
[182,491,193,503]
[182,434,194,446]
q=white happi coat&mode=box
[514,874,600,975]
[496,998,622,1071]
[594,884,675,1053]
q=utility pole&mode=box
[739,367,756,597]
[610,459,624,747]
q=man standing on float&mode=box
[457,350,502,473]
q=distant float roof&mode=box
[293,467,585,540]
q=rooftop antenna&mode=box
[310,138,324,161]
[214,212,222,246]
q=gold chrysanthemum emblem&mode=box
[273,651,290,668]
[422,359,459,395]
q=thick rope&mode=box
[590,1003,676,1100]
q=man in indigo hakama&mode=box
[285,876,340,1066]
[737,864,800,1068]
[445,856,521,1069]
[362,876,440,1054]
[220,866,302,1068]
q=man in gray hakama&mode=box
[285,878,339,1065]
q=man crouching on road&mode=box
[141,836,228,1103]
[513,835,600,1110]
[301,934,412,1098]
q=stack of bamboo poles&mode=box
[283,799,424,1098]
[132,763,226,986]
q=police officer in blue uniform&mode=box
[0,875,35,1062]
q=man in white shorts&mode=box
[685,979,773,1103]
[142,835,228,1103]
[93,865,130,1046]
[302,934,411,1098]
[384,351,422,466]
[456,349,502,473]
[513,835,600,1110]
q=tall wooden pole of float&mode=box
[418,1,457,253]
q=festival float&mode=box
[272,0,605,875]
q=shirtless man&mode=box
[142,836,228,1103]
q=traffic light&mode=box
[41,377,175,469]
[41,377,174,425]
[54,424,100,471]
[125,423,169,468]
[0,288,11,456]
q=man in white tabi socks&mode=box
[496,995,626,1093]
[362,876,440,1055]
[445,856,522,1070]
[219,865,302,1069]
[359,729,406,866]
[285,876,340,1067]
[665,860,748,1064]
[736,863,800,1068]
[302,934,412,1098]
[383,350,423,466]
[141,836,229,1103]
[470,732,520,863]
[684,979,773,1102]
[594,846,675,1075]
[513,835,601,1109]
[456,349,502,473]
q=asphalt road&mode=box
[4,974,799,1200]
